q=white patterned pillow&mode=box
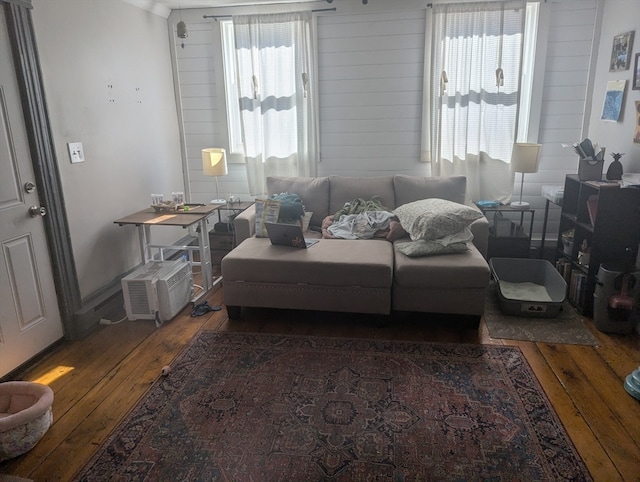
[393,198,483,241]
[397,240,469,257]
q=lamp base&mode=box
[209,199,227,205]
[510,201,530,208]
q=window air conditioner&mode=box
[121,260,193,326]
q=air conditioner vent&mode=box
[166,265,190,289]
[127,281,152,314]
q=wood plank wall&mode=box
[173,1,598,240]
[317,9,425,177]
[529,0,598,242]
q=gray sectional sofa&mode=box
[221,175,491,326]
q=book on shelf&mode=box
[568,270,587,307]
[556,258,573,288]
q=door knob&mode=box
[29,205,46,217]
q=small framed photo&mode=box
[633,53,640,90]
[609,31,634,72]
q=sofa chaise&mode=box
[221,175,491,326]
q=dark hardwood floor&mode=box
[1,285,639,481]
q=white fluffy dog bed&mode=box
[0,381,54,462]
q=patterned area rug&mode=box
[74,332,591,481]
[485,282,599,345]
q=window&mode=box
[423,0,539,202]
[218,12,318,195]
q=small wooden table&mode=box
[114,204,220,297]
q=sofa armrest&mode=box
[467,202,489,259]
[234,204,256,245]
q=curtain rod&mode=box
[426,0,542,6]
[204,7,335,19]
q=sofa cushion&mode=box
[393,240,489,289]
[329,176,395,216]
[394,198,484,241]
[267,176,330,228]
[223,237,393,288]
[394,175,466,206]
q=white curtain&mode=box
[422,1,526,203]
[233,12,319,196]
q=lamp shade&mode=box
[202,148,228,177]
[510,143,542,173]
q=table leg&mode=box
[540,199,550,259]
[197,218,212,293]
[137,225,151,263]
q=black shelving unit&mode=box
[209,201,254,269]
[556,175,640,315]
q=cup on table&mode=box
[151,193,164,205]
[172,192,184,204]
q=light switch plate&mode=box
[68,142,85,163]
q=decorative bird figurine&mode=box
[606,152,624,180]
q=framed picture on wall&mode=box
[609,31,634,72]
[633,53,640,90]
[601,80,626,122]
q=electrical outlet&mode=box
[68,142,85,163]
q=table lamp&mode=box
[510,143,541,208]
[202,148,228,204]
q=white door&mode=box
[0,9,64,378]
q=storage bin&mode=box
[578,157,604,181]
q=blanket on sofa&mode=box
[322,196,405,240]
[333,196,389,218]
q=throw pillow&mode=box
[393,198,483,241]
[386,220,407,241]
[321,215,336,239]
[254,199,280,238]
[397,240,469,257]
[269,192,305,221]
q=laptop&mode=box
[265,222,319,249]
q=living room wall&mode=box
[31,0,184,299]
[23,0,621,307]
[170,0,600,242]
[587,0,640,172]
